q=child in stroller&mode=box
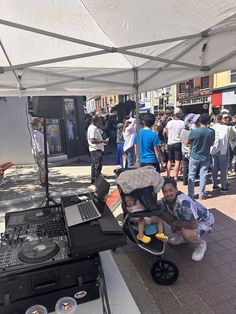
[116,166,179,285]
[124,193,168,244]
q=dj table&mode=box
[0,194,126,314]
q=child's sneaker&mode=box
[155,232,169,242]
[137,234,151,244]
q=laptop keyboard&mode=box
[77,201,101,221]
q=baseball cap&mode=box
[174,107,183,117]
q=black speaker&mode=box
[28,96,65,119]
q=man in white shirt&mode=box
[164,108,185,180]
[87,116,108,184]
[211,113,230,192]
[31,117,46,186]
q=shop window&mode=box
[47,119,62,154]
[200,76,209,89]
[188,80,194,95]
[230,69,236,83]
[179,83,185,94]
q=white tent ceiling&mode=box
[0,0,236,96]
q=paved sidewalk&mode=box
[0,156,236,313]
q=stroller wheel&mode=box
[151,258,179,285]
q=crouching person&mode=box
[159,177,214,261]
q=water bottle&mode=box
[25,304,48,314]
[55,297,77,314]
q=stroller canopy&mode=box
[116,166,164,194]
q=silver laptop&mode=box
[64,200,101,227]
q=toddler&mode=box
[124,194,168,244]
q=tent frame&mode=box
[1,17,236,93]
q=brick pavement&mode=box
[0,156,236,313]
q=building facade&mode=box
[212,70,236,115]
[176,76,213,114]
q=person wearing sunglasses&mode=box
[210,113,231,192]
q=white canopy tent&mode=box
[0,0,236,98]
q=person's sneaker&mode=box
[212,185,220,190]
[155,232,169,242]
[199,195,207,200]
[137,234,151,244]
[192,240,207,262]
[169,234,186,245]
[221,187,229,192]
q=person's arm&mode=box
[134,144,138,162]
[90,128,108,144]
[125,118,136,132]
[163,127,168,137]
[90,138,107,144]
[187,129,194,145]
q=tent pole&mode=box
[133,68,140,163]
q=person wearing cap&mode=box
[180,113,200,185]
[164,107,185,180]
[188,113,215,200]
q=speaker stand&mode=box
[39,118,59,207]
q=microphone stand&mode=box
[40,118,58,207]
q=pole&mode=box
[43,118,50,206]
[133,68,140,162]
[41,118,58,207]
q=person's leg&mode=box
[125,147,134,168]
[188,157,199,199]
[211,154,219,187]
[150,216,168,242]
[166,160,172,177]
[94,150,103,182]
[136,218,151,244]
[36,154,45,185]
[219,152,229,189]
[173,143,182,179]
[167,144,174,176]
[90,151,96,184]
[173,160,181,179]
[199,160,210,198]
[182,156,189,185]
[137,218,145,238]
[181,228,207,262]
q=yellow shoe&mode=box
[155,232,169,242]
[137,234,151,244]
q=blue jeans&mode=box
[125,146,134,168]
[188,157,210,199]
[211,152,229,189]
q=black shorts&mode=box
[140,162,160,173]
[167,143,182,161]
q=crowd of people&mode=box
[86,108,235,262]
[112,109,236,195]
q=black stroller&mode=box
[115,168,179,285]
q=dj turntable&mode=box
[0,205,71,274]
[0,204,100,314]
